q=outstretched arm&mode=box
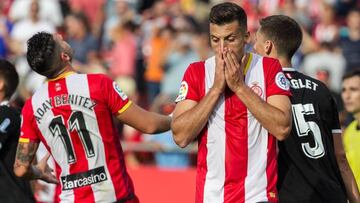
[333,133,360,203]
[14,142,58,184]
[116,102,171,134]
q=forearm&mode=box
[147,113,172,134]
[235,86,291,140]
[337,154,360,202]
[172,88,222,147]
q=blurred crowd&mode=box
[0,0,359,168]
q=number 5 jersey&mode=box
[278,68,347,203]
[19,72,138,203]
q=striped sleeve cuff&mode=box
[332,129,342,133]
[118,101,132,114]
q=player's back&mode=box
[278,68,347,203]
[20,72,137,202]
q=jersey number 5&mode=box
[49,111,95,163]
[292,103,325,159]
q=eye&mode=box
[227,37,235,42]
[211,38,219,43]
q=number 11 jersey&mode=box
[278,68,347,203]
[19,72,138,203]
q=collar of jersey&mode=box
[0,100,9,106]
[47,71,76,82]
[283,67,296,71]
[243,53,252,75]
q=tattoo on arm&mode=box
[15,142,37,164]
[14,142,40,179]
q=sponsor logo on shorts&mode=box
[61,166,107,190]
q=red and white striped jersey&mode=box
[19,72,138,203]
[176,53,291,203]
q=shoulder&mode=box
[0,105,20,118]
[346,120,359,132]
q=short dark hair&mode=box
[209,2,247,32]
[342,69,360,81]
[259,15,302,59]
[0,59,19,99]
[27,32,62,78]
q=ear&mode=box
[61,52,70,61]
[265,40,273,55]
[244,31,251,44]
[0,79,4,92]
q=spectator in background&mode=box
[253,14,360,203]
[316,69,344,112]
[0,1,12,58]
[144,25,174,103]
[339,8,360,73]
[9,0,63,27]
[102,0,139,50]
[108,20,137,79]
[64,12,99,69]
[10,0,55,100]
[68,0,105,36]
[342,69,360,191]
[313,2,339,44]
[160,31,199,96]
[0,59,35,203]
[301,42,345,93]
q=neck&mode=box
[277,56,292,68]
[354,112,360,124]
[50,65,74,79]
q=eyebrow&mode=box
[210,33,236,39]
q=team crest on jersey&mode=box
[250,82,263,97]
[113,82,128,100]
[275,72,290,91]
[175,81,188,102]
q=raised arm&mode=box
[116,102,171,134]
[333,133,360,203]
[172,88,223,148]
[172,51,227,148]
[224,50,292,140]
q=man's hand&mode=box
[213,48,226,93]
[35,153,58,184]
[224,50,247,93]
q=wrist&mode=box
[234,84,247,95]
[209,87,223,96]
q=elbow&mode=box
[275,125,292,141]
[171,122,190,148]
[173,133,190,148]
[13,165,27,178]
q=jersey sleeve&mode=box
[19,100,40,143]
[263,57,291,98]
[327,94,342,134]
[101,75,132,115]
[175,63,201,103]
